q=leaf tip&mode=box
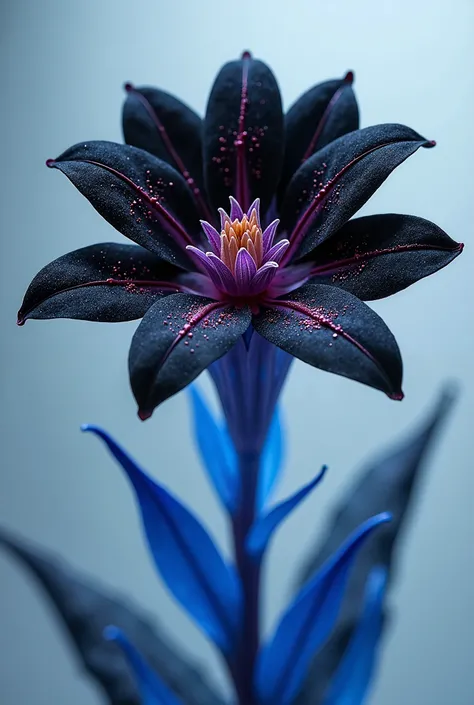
[45,158,56,168]
[425,139,437,148]
[124,82,134,93]
[375,511,392,526]
[103,624,121,642]
[241,49,253,60]
[138,408,153,421]
[16,312,26,326]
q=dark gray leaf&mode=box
[294,386,457,705]
[0,529,225,705]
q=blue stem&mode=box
[232,450,261,705]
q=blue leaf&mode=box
[104,626,183,705]
[83,425,242,653]
[322,567,387,705]
[188,385,239,514]
[257,407,285,513]
[254,513,391,705]
[247,466,328,560]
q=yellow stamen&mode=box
[219,207,263,272]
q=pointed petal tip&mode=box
[138,409,153,421]
[344,70,355,84]
[45,158,56,168]
[456,241,465,253]
[228,196,244,217]
[124,82,134,93]
[241,50,252,60]
[426,139,437,148]
[389,390,404,401]
[16,313,25,326]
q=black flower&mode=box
[19,53,462,418]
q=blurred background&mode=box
[1,1,473,703]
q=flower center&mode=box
[186,196,290,300]
[220,208,263,272]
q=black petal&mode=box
[279,73,359,199]
[253,282,403,398]
[0,528,225,705]
[48,141,201,269]
[309,213,463,300]
[18,244,181,323]
[294,387,456,705]
[281,124,434,262]
[203,54,284,213]
[122,85,213,222]
[129,294,251,416]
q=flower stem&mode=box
[232,450,261,705]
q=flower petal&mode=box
[18,244,181,323]
[47,141,201,268]
[229,196,244,221]
[84,426,242,653]
[185,247,229,292]
[281,124,434,262]
[254,513,391,705]
[122,84,213,222]
[262,239,290,265]
[279,73,359,198]
[262,219,280,250]
[200,221,221,254]
[253,282,403,398]
[268,263,313,297]
[104,627,184,705]
[309,213,463,300]
[129,294,251,417]
[206,253,240,295]
[250,262,279,294]
[203,54,284,213]
[235,247,257,289]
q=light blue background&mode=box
[1,1,473,703]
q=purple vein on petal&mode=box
[282,139,434,266]
[269,298,403,399]
[229,196,244,221]
[207,253,240,294]
[251,262,279,293]
[70,158,194,251]
[310,241,465,277]
[301,72,355,163]
[235,248,257,289]
[262,220,280,251]
[17,279,182,324]
[200,221,221,254]
[124,83,214,222]
[247,198,261,220]
[185,246,224,287]
[235,54,251,211]
[262,240,290,265]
